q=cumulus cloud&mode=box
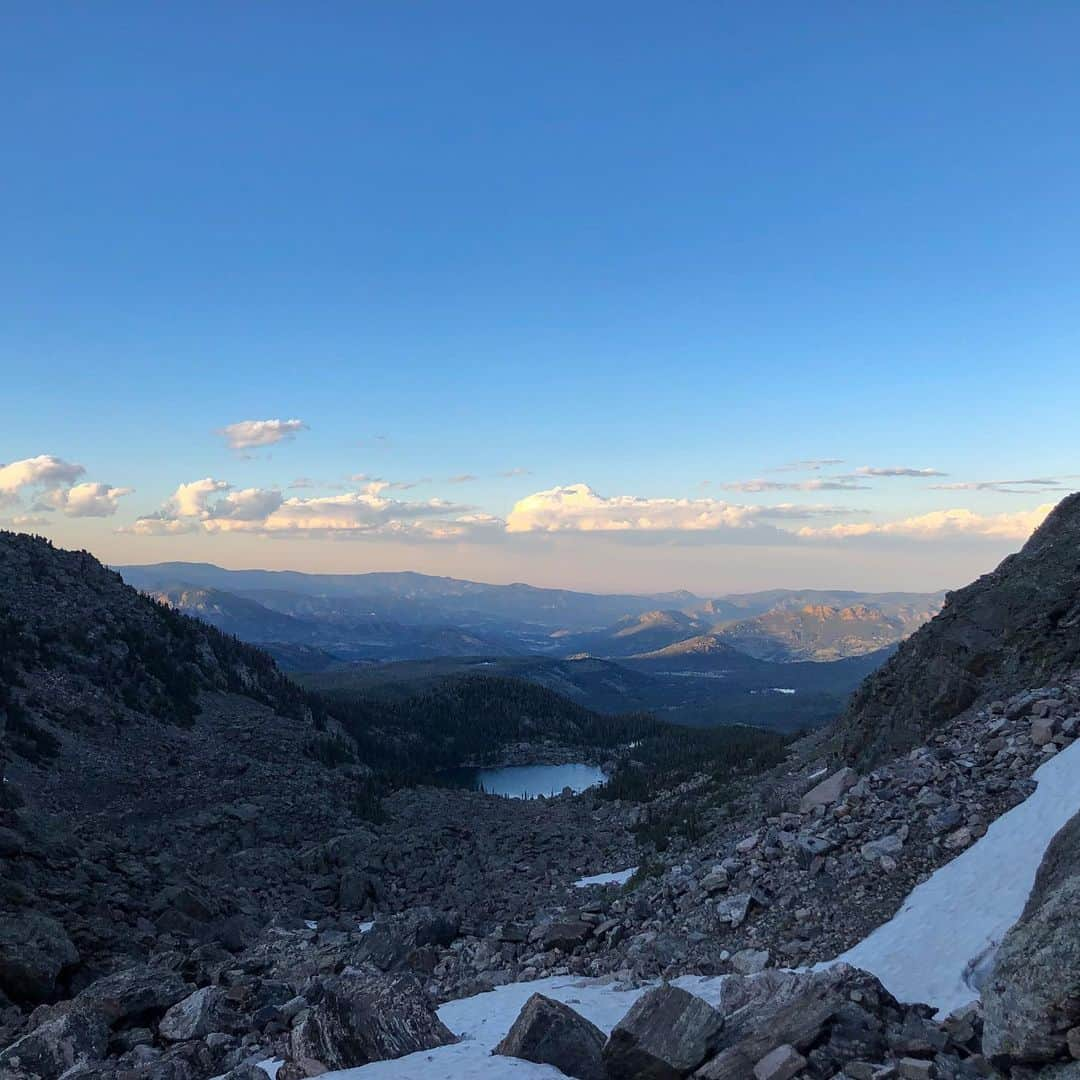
[0,454,86,493]
[46,482,134,517]
[505,483,847,534]
[722,477,869,493]
[797,504,1054,542]
[168,478,232,517]
[849,466,947,478]
[218,418,307,450]
[0,455,132,519]
[130,476,487,541]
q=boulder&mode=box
[695,965,894,1080]
[289,972,454,1070]
[540,921,593,952]
[0,913,79,1004]
[158,985,233,1041]
[358,907,461,972]
[983,809,1080,1067]
[603,984,724,1079]
[753,1044,807,1080]
[492,993,605,1080]
[860,834,904,861]
[799,768,857,813]
[76,964,193,1027]
[0,1007,108,1075]
[730,950,770,976]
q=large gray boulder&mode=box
[799,768,857,813]
[158,985,235,1041]
[289,972,455,1071]
[983,810,1080,1068]
[493,993,606,1080]
[0,1007,108,1075]
[603,984,724,1079]
[76,964,193,1027]
[0,913,79,1004]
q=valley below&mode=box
[1,499,1079,1080]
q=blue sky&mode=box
[2,4,1078,592]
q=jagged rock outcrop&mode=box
[837,492,1080,766]
[983,809,1080,1070]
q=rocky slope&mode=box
[837,491,1080,766]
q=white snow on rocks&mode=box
[321,973,724,1079]
[824,736,1080,1015]
[573,867,637,888]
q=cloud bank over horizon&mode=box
[4,447,1071,591]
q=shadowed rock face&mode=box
[836,492,1080,767]
[983,809,1080,1069]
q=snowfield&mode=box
[827,736,1080,1015]
[310,737,1080,1078]
[572,867,637,888]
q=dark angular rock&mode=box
[76,964,193,1028]
[0,913,79,1004]
[492,993,605,1080]
[540,921,593,952]
[603,984,724,1079]
[358,907,461,972]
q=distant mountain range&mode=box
[118,561,944,669]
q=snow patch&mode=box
[358,920,375,933]
[823,737,1080,1015]
[573,867,637,888]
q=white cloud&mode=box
[218,418,307,450]
[132,477,485,541]
[798,504,1054,542]
[931,478,1066,494]
[722,477,868,492]
[209,487,284,521]
[0,454,85,493]
[448,474,478,484]
[850,466,947,478]
[505,483,846,534]
[46,482,133,517]
[168,477,232,517]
